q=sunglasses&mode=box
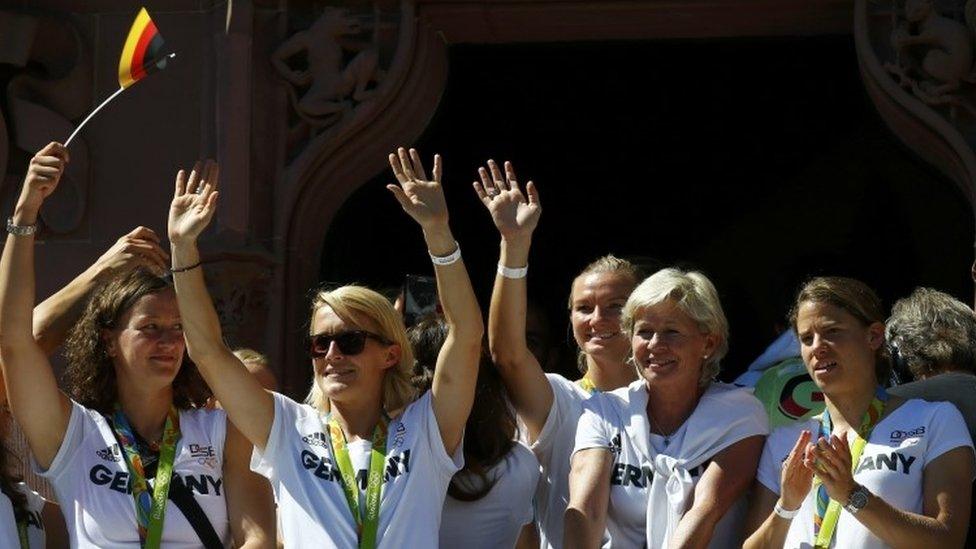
[308,330,391,358]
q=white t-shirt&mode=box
[36,401,230,548]
[758,399,975,549]
[440,441,539,549]
[0,482,46,548]
[251,391,463,548]
[528,373,591,549]
[574,381,768,549]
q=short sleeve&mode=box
[923,401,975,471]
[531,375,584,460]
[756,423,809,495]
[509,443,540,526]
[573,395,614,456]
[33,400,86,480]
[414,391,464,477]
[250,391,300,480]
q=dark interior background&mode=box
[321,36,975,382]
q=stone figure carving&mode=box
[272,7,383,131]
[885,0,976,118]
[0,12,92,234]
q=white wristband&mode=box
[773,500,800,520]
[430,242,461,266]
[497,263,528,279]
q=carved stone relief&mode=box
[858,0,976,202]
[883,0,976,121]
[0,10,92,234]
[273,3,401,162]
[204,255,275,350]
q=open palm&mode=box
[387,147,448,228]
[168,160,219,244]
[473,159,541,240]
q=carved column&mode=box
[270,0,449,395]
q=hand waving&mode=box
[18,142,70,213]
[473,159,540,241]
[168,160,219,245]
[387,148,448,229]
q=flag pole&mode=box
[64,87,125,147]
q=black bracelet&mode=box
[170,261,202,273]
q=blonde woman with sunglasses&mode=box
[168,149,484,548]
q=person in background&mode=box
[885,286,976,545]
[232,349,279,392]
[475,159,639,548]
[408,316,539,549]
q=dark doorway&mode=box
[320,37,975,381]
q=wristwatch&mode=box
[843,483,871,515]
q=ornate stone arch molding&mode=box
[273,0,855,393]
[276,2,449,392]
[855,0,976,207]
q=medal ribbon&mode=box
[327,415,388,549]
[111,405,181,549]
[812,387,887,548]
[576,377,598,395]
[16,519,27,549]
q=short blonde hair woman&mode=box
[169,149,484,548]
[566,268,767,548]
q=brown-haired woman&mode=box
[0,223,181,549]
[168,149,484,547]
[408,316,539,548]
[473,160,639,547]
[0,143,275,547]
[744,276,974,548]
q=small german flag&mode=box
[117,7,169,89]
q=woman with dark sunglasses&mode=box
[0,144,275,548]
[168,149,484,548]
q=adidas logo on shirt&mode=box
[95,444,122,462]
[302,432,329,448]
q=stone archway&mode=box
[273,0,856,393]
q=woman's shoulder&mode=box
[498,442,541,482]
[766,418,817,452]
[886,396,961,424]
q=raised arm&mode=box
[167,161,275,450]
[473,159,552,441]
[33,226,168,354]
[0,142,72,469]
[224,422,276,548]
[387,148,483,454]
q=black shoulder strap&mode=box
[167,474,224,549]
